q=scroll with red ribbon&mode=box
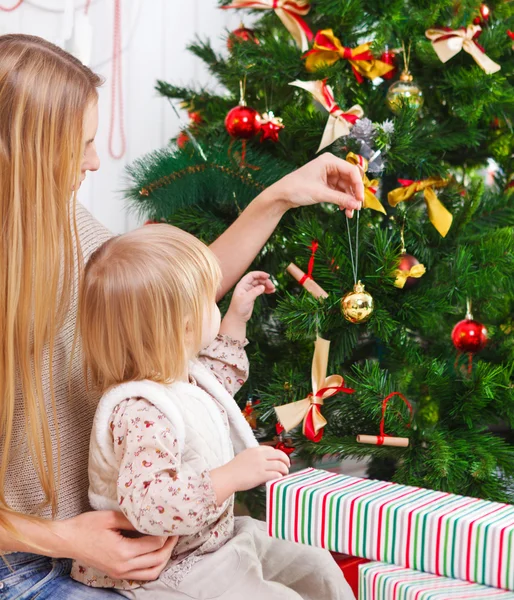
[221,0,313,52]
[304,29,395,82]
[425,25,501,74]
[290,79,363,152]
[357,391,413,447]
[286,240,329,299]
[275,336,354,442]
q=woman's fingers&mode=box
[323,189,363,212]
[120,533,168,556]
[125,536,177,571]
[324,154,364,203]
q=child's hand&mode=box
[219,272,275,342]
[227,271,275,323]
[210,446,290,505]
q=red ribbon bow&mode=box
[303,380,355,442]
[376,392,413,445]
[299,240,319,285]
[221,0,313,51]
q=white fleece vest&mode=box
[88,360,258,512]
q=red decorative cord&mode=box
[108,0,126,160]
[375,392,413,444]
[84,0,92,14]
[299,241,319,284]
[0,0,23,11]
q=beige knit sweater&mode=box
[4,204,112,520]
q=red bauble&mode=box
[227,27,259,51]
[188,111,202,124]
[381,50,396,80]
[225,105,261,139]
[177,131,189,148]
[398,253,421,290]
[451,319,488,353]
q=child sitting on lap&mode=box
[71,224,354,600]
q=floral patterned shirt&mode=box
[71,335,249,590]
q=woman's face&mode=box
[77,101,100,189]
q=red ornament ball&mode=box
[227,27,259,51]
[177,131,189,148]
[188,111,202,124]
[225,105,261,139]
[398,253,421,290]
[451,319,488,353]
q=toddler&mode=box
[72,224,354,600]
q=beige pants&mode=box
[120,517,355,600]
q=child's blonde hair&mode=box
[79,224,222,392]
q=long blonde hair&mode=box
[80,225,222,393]
[0,34,102,528]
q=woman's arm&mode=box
[210,153,364,298]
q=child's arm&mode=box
[198,335,249,396]
[199,272,274,395]
[218,271,274,343]
[110,398,227,538]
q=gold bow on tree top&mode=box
[289,79,364,152]
[425,25,501,75]
[346,152,386,215]
[304,29,395,82]
[388,178,452,237]
[222,0,313,52]
[275,337,354,442]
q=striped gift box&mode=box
[266,468,514,591]
[359,563,514,599]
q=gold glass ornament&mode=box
[386,70,423,114]
[341,280,374,324]
[386,41,423,115]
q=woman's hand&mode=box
[56,510,177,581]
[268,152,365,217]
[210,153,365,299]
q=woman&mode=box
[0,34,363,598]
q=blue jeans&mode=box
[0,553,121,599]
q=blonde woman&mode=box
[73,224,355,600]
[0,33,363,598]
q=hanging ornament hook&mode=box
[239,75,248,106]
[400,220,407,254]
[466,298,473,320]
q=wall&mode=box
[0,0,243,233]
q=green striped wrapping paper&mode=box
[266,468,514,591]
[359,563,514,599]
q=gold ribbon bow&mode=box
[222,0,313,52]
[425,25,501,75]
[304,29,395,82]
[346,152,386,214]
[394,263,426,288]
[275,337,354,442]
[290,80,364,152]
[388,178,452,237]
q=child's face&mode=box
[200,300,221,350]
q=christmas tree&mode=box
[126,0,514,503]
